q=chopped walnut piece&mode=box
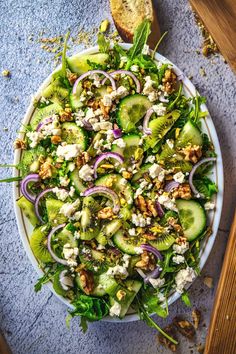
[100,101,111,118]
[39,160,53,179]
[173,316,196,338]
[97,207,114,219]
[13,138,26,150]
[197,344,205,353]
[168,217,183,234]
[175,236,188,245]
[182,144,202,164]
[67,72,78,85]
[79,269,94,295]
[147,200,158,217]
[87,99,100,110]
[143,233,157,241]
[162,69,177,94]
[59,108,73,122]
[192,308,201,329]
[135,250,155,271]
[51,135,61,144]
[172,183,192,200]
[158,324,177,352]
[75,152,90,168]
[135,195,147,213]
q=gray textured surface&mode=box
[0,0,236,353]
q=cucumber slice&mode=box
[111,134,141,164]
[176,199,206,241]
[110,279,142,318]
[117,94,152,132]
[113,230,139,255]
[16,196,38,226]
[145,110,180,148]
[70,168,87,193]
[97,219,122,246]
[45,198,67,226]
[55,226,77,248]
[95,174,133,207]
[61,122,88,150]
[98,273,119,296]
[67,53,109,74]
[30,102,62,130]
[176,120,203,148]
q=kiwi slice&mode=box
[42,79,69,105]
[53,271,68,297]
[158,142,175,161]
[30,225,53,263]
[52,226,77,258]
[80,206,100,240]
[146,110,180,148]
[83,196,102,213]
[30,102,62,130]
[45,198,68,226]
[17,196,38,226]
[20,146,46,176]
[150,234,176,251]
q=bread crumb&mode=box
[2,69,11,77]
[203,276,213,288]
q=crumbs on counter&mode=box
[28,20,122,67]
[1,69,11,77]
[193,12,218,58]
[203,276,213,288]
[199,67,206,77]
[158,308,203,352]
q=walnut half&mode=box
[79,269,94,295]
[173,316,196,339]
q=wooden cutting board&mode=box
[190,0,236,73]
[205,211,236,354]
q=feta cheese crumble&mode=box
[149,163,164,179]
[149,277,165,289]
[56,144,81,160]
[112,138,126,148]
[204,201,215,210]
[79,164,94,181]
[109,301,121,317]
[52,187,69,201]
[26,131,43,148]
[152,103,167,116]
[158,193,177,212]
[172,255,185,264]
[63,243,79,267]
[132,213,151,227]
[173,242,189,254]
[175,267,196,293]
[173,172,185,184]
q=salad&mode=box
[13,21,217,340]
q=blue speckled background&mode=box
[0,1,236,353]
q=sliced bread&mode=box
[110,0,160,48]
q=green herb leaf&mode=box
[181,290,192,307]
[70,294,109,321]
[97,33,110,53]
[128,20,151,60]
[151,31,168,59]
[80,316,88,333]
[34,272,52,292]
[0,176,22,183]
[193,176,218,199]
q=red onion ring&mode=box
[83,186,120,213]
[94,152,124,178]
[73,70,116,94]
[189,157,216,197]
[164,181,180,192]
[140,244,163,284]
[112,128,122,139]
[143,108,154,135]
[101,70,141,93]
[20,174,40,203]
[34,187,55,223]
[47,223,68,265]
[36,117,54,132]
[59,270,74,289]
[155,200,165,218]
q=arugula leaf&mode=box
[86,59,107,71]
[135,296,178,345]
[53,31,70,80]
[151,31,168,59]
[132,54,157,70]
[34,271,53,292]
[0,176,22,183]
[193,176,218,199]
[181,290,192,307]
[70,294,109,321]
[80,316,88,333]
[128,20,151,60]
[97,33,110,53]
